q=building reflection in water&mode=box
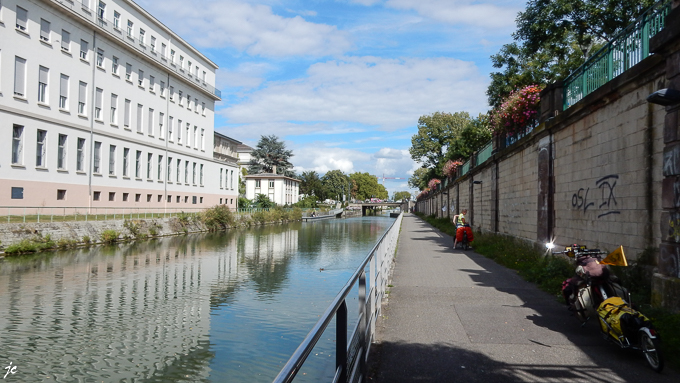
[0,217,391,382]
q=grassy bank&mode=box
[415,212,680,370]
[1,206,303,256]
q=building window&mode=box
[149,75,155,91]
[61,30,70,51]
[220,169,223,189]
[113,11,120,29]
[125,63,132,81]
[231,170,234,189]
[168,116,174,141]
[186,123,190,146]
[138,69,144,87]
[200,129,205,150]
[157,195,162,202]
[108,145,116,175]
[177,119,182,144]
[187,94,191,109]
[200,164,204,186]
[255,179,261,188]
[96,48,104,67]
[146,194,152,202]
[109,192,115,201]
[160,81,165,96]
[93,141,101,173]
[59,74,69,109]
[80,39,88,60]
[111,56,119,74]
[16,6,27,31]
[78,81,87,114]
[269,180,274,188]
[139,28,145,45]
[136,193,141,202]
[14,56,26,97]
[93,191,101,201]
[178,90,183,105]
[77,138,85,171]
[150,36,156,52]
[11,187,24,199]
[148,108,154,135]
[110,94,118,124]
[135,150,141,178]
[36,130,47,167]
[193,126,198,149]
[187,61,192,74]
[147,153,152,179]
[38,66,48,103]
[176,195,180,203]
[161,43,167,58]
[94,88,103,120]
[159,112,165,139]
[81,0,91,11]
[136,103,143,132]
[40,19,50,42]
[123,148,129,177]
[184,160,189,183]
[157,155,163,180]
[127,20,133,38]
[176,158,181,182]
[97,1,105,20]
[202,71,206,82]
[179,55,184,69]
[192,196,197,204]
[57,189,66,200]
[57,134,67,170]
[123,193,129,201]
[124,99,131,127]
[170,49,175,63]
[12,125,24,165]
[202,102,206,116]
[167,157,172,180]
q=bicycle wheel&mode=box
[639,330,664,372]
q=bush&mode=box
[202,205,236,231]
[101,230,119,244]
[82,235,91,244]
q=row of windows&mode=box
[10,56,208,151]
[9,186,216,205]
[10,4,210,115]
[9,124,233,188]
[13,1,209,85]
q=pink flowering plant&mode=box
[428,178,441,190]
[491,84,543,135]
[417,188,431,200]
[442,159,464,178]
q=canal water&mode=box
[0,216,396,382]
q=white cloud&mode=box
[385,0,521,28]
[220,56,489,130]
[136,0,351,57]
[292,145,371,174]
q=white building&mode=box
[245,171,300,206]
[0,0,238,210]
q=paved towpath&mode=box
[366,213,678,382]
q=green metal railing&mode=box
[475,142,493,165]
[563,0,670,109]
[460,161,470,176]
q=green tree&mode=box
[446,114,492,162]
[255,193,274,208]
[488,0,657,108]
[393,191,412,201]
[298,171,326,199]
[239,168,247,196]
[408,167,432,191]
[248,135,295,176]
[322,170,350,201]
[293,195,318,208]
[410,112,471,175]
[349,172,383,201]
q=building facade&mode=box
[0,0,238,210]
[245,173,300,206]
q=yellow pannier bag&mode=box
[597,297,648,339]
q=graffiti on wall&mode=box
[571,175,620,218]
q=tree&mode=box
[322,170,350,201]
[410,112,471,175]
[293,195,318,208]
[349,172,385,200]
[255,193,274,208]
[298,171,326,199]
[487,0,657,108]
[239,168,247,196]
[408,167,432,191]
[446,114,492,162]
[393,191,412,201]
[248,135,295,176]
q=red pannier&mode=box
[456,226,473,243]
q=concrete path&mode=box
[366,213,678,382]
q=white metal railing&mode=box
[273,212,403,383]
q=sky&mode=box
[137,0,527,198]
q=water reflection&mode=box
[0,217,394,382]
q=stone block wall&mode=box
[497,147,539,242]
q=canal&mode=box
[0,216,396,382]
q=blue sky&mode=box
[137,0,527,197]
